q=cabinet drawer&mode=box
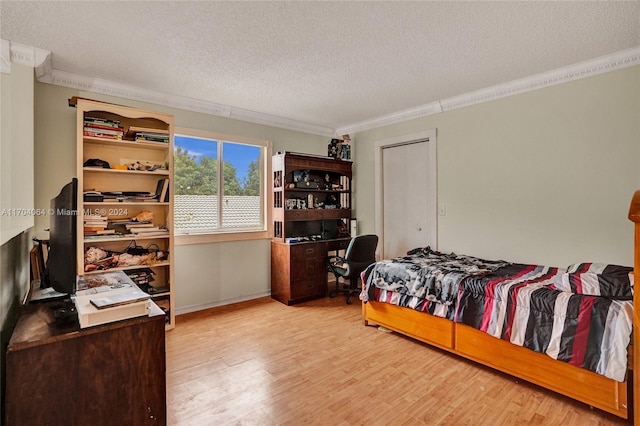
[291,258,326,281]
[290,275,327,299]
[290,243,327,260]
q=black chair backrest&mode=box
[344,234,378,276]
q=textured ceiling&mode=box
[1,1,639,132]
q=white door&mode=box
[381,139,435,258]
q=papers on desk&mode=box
[30,285,68,302]
[74,271,150,328]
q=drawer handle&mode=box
[306,248,314,254]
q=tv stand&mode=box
[5,299,166,424]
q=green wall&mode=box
[33,83,329,313]
[352,65,640,267]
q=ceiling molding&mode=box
[440,46,640,112]
[337,46,640,135]
[1,39,51,74]
[4,38,638,138]
[40,67,334,137]
[335,101,442,136]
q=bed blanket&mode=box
[456,263,633,382]
[361,247,509,305]
[361,249,633,382]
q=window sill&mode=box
[175,230,271,246]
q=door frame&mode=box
[374,129,438,259]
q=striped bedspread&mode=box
[362,249,633,382]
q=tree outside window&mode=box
[173,133,266,234]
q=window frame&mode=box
[173,127,272,245]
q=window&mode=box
[173,128,271,243]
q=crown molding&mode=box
[335,101,442,136]
[4,38,638,137]
[336,46,640,135]
[439,46,640,112]
[42,69,334,137]
[1,39,51,74]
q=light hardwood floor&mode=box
[166,296,631,425]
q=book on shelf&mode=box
[125,222,155,229]
[83,126,124,136]
[84,234,125,240]
[85,228,116,235]
[84,117,122,128]
[128,227,161,233]
[134,131,170,143]
[126,126,169,138]
[84,228,114,234]
[84,223,108,230]
[83,130,123,140]
[83,122,125,132]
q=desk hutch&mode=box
[271,152,352,304]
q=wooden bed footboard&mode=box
[362,300,629,419]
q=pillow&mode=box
[557,263,634,299]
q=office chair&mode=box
[328,234,378,304]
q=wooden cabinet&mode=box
[5,302,166,425]
[72,98,175,328]
[271,152,352,305]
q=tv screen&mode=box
[45,178,78,295]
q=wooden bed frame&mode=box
[362,190,640,421]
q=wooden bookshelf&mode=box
[74,97,175,329]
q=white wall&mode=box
[353,65,640,268]
[1,63,34,245]
[0,60,35,422]
[33,83,328,313]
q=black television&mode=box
[44,178,78,295]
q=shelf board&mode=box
[83,201,170,206]
[83,234,170,243]
[283,209,351,221]
[83,262,171,275]
[285,188,349,193]
[83,167,170,176]
[84,136,170,150]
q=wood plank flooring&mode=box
[166,296,631,425]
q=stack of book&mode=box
[126,126,170,144]
[125,223,169,237]
[84,214,114,235]
[83,117,125,140]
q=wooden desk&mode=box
[271,238,351,305]
[6,300,166,425]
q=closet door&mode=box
[382,140,434,258]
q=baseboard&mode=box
[175,290,272,316]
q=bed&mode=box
[360,191,640,420]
